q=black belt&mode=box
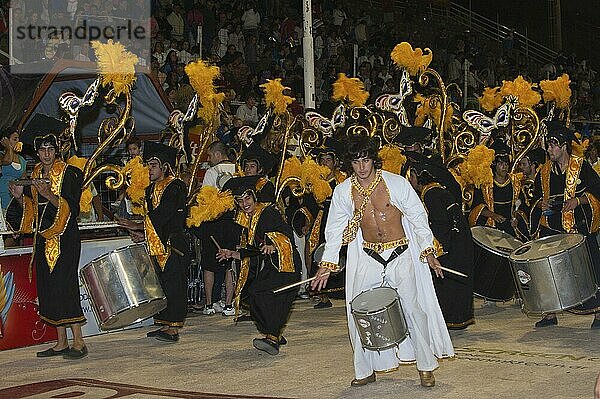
[362,245,409,268]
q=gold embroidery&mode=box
[510,173,523,211]
[40,197,71,239]
[308,209,324,256]
[433,237,445,257]
[343,170,383,244]
[40,314,86,326]
[419,246,435,262]
[481,184,495,227]
[145,176,177,269]
[419,182,443,203]
[19,196,35,233]
[318,261,339,272]
[363,238,409,253]
[154,318,184,327]
[468,203,486,227]
[265,231,295,272]
[540,160,552,228]
[256,176,268,191]
[562,156,583,233]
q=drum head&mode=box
[510,234,585,262]
[471,226,523,258]
[352,287,398,313]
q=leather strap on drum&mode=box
[362,245,409,268]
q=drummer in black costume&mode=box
[119,141,190,341]
[530,122,600,329]
[515,147,547,240]
[408,161,475,330]
[239,143,276,202]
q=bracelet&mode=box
[419,247,436,263]
[318,261,339,272]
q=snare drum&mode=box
[80,244,167,330]
[509,234,598,315]
[350,287,408,351]
[471,226,522,301]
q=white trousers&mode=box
[347,248,439,379]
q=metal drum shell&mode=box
[80,244,167,330]
[509,234,598,315]
[350,287,409,351]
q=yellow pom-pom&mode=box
[332,73,369,107]
[122,156,150,208]
[379,145,407,174]
[260,78,295,114]
[186,186,235,227]
[67,155,95,213]
[390,42,432,76]
[91,40,138,96]
[185,60,224,123]
[500,75,541,109]
[479,86,503,112]
[459,145,494,188]
[540,73,572,110]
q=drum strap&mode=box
[362,245,408,268]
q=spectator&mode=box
[241,3,260,32]
[167,4,185,41]
[236,94,259,126]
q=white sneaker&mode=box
[213,300,225,313]
[202,305,216,315]
[222,306,235,316]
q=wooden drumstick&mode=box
[272,272,331,294]
[439,266,468,278]
[210,235,222,251]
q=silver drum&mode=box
[350,287,408,351]
[80,244,167,330]
[509,234,598,315]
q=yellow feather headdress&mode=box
[413,94,454,132]
[91,40,138,97]
[499,75,541,109]
[260,78,295,114]
[390,42,433,76]
[478,86,504,112]
[572,132,589,158]
[281,156,332,204]
[67,155,95,213]
[122,155,150,215]
[379,145,407,175]
[332,73,369,107]
[185,60,225,123]
[540,74,572,110]
[187,185,235,227]
[458,144,494,188]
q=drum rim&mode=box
[509,233,586,261]
[471,226,523,258]
[81,243,149,269]
[98,296,167,329]
[350,286,400,314]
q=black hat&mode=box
[143,141,178,171]
[240,143,276,176]
[21,114,67,151]
[524,147,546,166]
[393,126,434,147]
[545,121,577,146]
[489,140,511,159]
[221,175,262,197]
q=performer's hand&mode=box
[426,254,444,279]
[562,198,579,212]
[217,249,240,261]
[310,267,331,291]
[540,199,550,210]
[116,216,144,231]
[261,244,276,255]
[130,230,145,243]
[491,213,506,223]
[8,182,23,201]
[32,179,53,200]
[510,216,518,228]
[0,137,10,149]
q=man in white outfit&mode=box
[312,134,454,388]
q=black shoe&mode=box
[279,336,287,346]
[591,319,600,329]
[156,331,179,342]
[146,328,163,338]
[253,338,279,355]
[62,346,88,360]
[535,317,558,328]
[36,347,70,358]
[314,300,333,309]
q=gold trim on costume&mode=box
[446,318,475,328]
[363,238,409,253]
[256,176,268,192]
[468,203,486,227]
[420,182,443,203]
[19,196,35,233]
[308,209,324,256]
[40,314,86,326]
[145,176,177,269]
[562,156,583,233]
[343,170,383,244]
[481,184,495,227]
[540,160,552,228]
[318,261,340,272]
[154,319,184,327]
[265,231,295,272]
[419,246,435,262]
[40,197,71,239]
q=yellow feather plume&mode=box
[332,73,369,107]
[458,145,494,188]
[540,73,572,110]
[186,185,235,227]
[91,40,138,96]
[413,94,453,132]
[122,156,150,215]
[185,60,224,123]
[572,132,589,158]
[390,42,433,76]
[67,155,94,213]
[281,156,303,187]
[260,78,295,114]
[281,156,332,203]
[379,145,407,174]
[499,75,541,108]
[479,86,504,112]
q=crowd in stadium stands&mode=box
[0,0,598,134]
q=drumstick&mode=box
[210,235,222,251]
[272,272,331,294]
[439,266,468,278]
